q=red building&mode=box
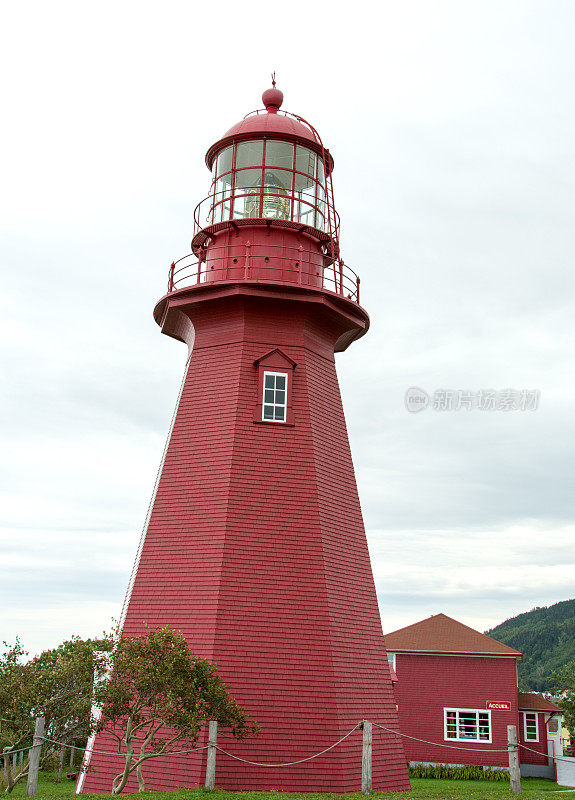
[385,613,563,778]
[78,86,410,794]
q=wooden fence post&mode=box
[26,716,45,798]
[361,720,372,794]
[205,720,218,790]
[507,724,521,794]
[58,745,65,781]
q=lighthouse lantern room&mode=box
[79,85,410,794]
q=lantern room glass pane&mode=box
[262,192,291,220]
[317,158,325,184]
[315,184,326,228]
[216,146,233,177]
[293,192,315,226]
[261,169,291,220]
[236,140,263,168]
[262,168,291,192]
[296,145,316,177]
[235,168,262,190]
[214,176,232,205]
[219,200,231,222]
[294,171,315,191]
[265,140,294,169]
[211,199,229,224]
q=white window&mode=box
[262,371,287,422]
[387,652,396,670]
[523,712,539,741]
[444,708,492,743]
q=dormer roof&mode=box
[253,348,297,369]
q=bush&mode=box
[408,763,510,781]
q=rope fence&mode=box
[518,740,575,763]
[39,736,210,758]
[212,723,361,767]
[9,716,574,797]
[371,722,510,753]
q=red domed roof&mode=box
[221,111,319,147]
[205,87,333,173]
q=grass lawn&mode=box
[4,773,573,800]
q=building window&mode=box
[444,708,492,743]
[523,712,539,741]
[262,371,287,422]
[387,652,396,670]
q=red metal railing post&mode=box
[339,260,344,296]
[169,262,175,292]
[245,241,251,279]
[196,251,203,285]
[356,276,360,304]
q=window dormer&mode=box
[253,348,297,425]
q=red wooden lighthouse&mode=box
[80,86,410,794]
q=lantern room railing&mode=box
[193,188,340,238]
[166,242,361,304]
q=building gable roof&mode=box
[518,692,562,713]
[385,613,523,659]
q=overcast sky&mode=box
[1,0,574,656]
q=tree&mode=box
[31,635,113,746]
[0,639,37,793]
[551,660,575,738]
[94,626,258,794]
[0,634,113,794]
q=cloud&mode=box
[370,524,575,632]
[1,0,574,654]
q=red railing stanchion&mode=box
[196,250,203,285]
[356,276,360,304]
[169,262,175,292]
[339,260,344,296]
[245,241,251,279]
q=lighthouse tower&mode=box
[80,86,410,794]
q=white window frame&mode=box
[262,371,288,423]
[387,652,396,670]
[523,711,539,742]
[444,707,492,743]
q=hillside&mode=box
[485,599,575,692]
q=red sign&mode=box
[486,701,511,710]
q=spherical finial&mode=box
[263,72,283,112]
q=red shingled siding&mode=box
[393,653,519,767]
[80,292,409,794]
